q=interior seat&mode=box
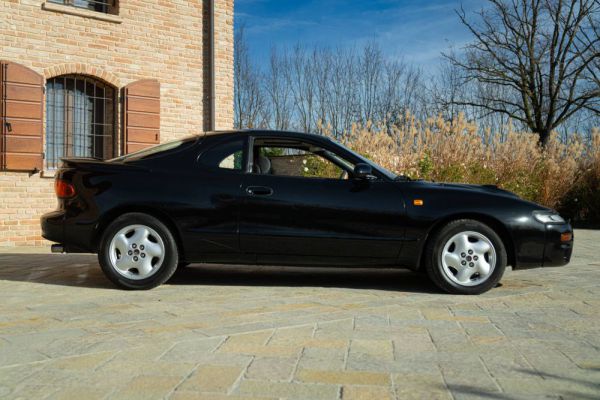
[253,154,271,174]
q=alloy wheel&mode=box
[440,231,497,287]
[108,224,165,280]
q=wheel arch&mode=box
[417,213,516,271]
[93,206,186,261]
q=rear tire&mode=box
[424,219,507,295]
[98,213,179,290]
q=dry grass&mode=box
[323,113,599,216]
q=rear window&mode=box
[199,138,245,171]
[109,137,198,163]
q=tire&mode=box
[424,219,507,295]
[98,213,179,290]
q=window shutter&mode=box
[123,79,160,154]
[0,61,44,172]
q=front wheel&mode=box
[98,213,179,290]
[424,219,507,295]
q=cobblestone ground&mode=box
[0,230,599,400]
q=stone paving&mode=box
[0,230,599,400]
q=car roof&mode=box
[202,129,331,143]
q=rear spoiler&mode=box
[60,157,148,172]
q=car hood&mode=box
[434,182,519,197]
[395,179,555,213]
[401,180,521,198]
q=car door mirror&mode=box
[353,163,373,180]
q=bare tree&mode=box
[285,45,316,133]
[234,26,266,129]
[265,47,292,130]
[432,52,469,123]
[446,0,600,145]
[312,48,332,133]
[432,54,515,139]
[376,60,405,130]
[327,47,359,137]
[358,43,384,127]
[401,65,427,120]
[235,10,595,140]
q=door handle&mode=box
[246,186,273,196]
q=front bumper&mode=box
[543,223,574,267]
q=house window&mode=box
[48,0,116,14]
[46,75,116,169]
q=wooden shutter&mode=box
[123,79,160,154]
[0,61,44,172]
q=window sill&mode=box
[41,169,57,179]
[42,2,122,24]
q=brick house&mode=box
[0,0,234,246]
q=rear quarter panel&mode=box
[66,144,243,260]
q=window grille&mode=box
[48,0,116,14]
[46,75,116,169]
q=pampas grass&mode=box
[321,113,599,212]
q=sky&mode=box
[235,0,484,74]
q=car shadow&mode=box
[0,253,440,293]
[171,263,440,293]
[445,368,600,399]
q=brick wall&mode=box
[0,0,234,246]
[214,0,235,130]
[0,172,55,246]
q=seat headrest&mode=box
[257,155,271,174]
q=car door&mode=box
[179,135,248,263]
[239,136,408,265]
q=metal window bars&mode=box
[46,75,116,170]
[48,0,116,14]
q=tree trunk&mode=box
[538,128,551,147]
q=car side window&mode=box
[200,138,245,171]
[254,146,351,180]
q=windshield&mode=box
[330,139,397,180]
[109,136,198,162]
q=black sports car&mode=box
[41,130,574,294]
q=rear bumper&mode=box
[543,223,573,267]
[41,210,94,253]
[41,210,65,244]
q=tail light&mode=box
[55,179,76,199]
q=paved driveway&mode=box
[0,230,599,400]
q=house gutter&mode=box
[209,0,216,131]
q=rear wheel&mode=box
[98,213,179,290]
[424,219,506,295]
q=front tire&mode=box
[424,219,507,295]
[98,213,179,290]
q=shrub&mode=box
[323,114,599,224]
[558,133,600,225]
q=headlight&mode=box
[533,211,566,224]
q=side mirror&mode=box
[353,163,373,180]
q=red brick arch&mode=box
[42,63,121,87]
